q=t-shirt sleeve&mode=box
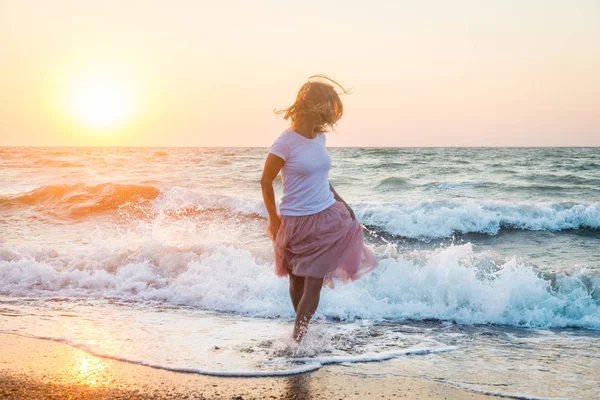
[269,134,291,161]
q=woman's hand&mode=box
[329,182,356,220]
[267,216,281,241]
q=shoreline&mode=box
[0,333,492,399]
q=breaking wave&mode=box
[356,200,600,239]
[1,242,598,329]
[3,183,599,240]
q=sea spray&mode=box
[2,242,598,329]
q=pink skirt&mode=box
[272,201,378,288]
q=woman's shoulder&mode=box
[273,129,295,143]
[269,130,297,161]
[281,129,296,138]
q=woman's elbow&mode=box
[260,176,273,188]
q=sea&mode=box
[1,146,598,399]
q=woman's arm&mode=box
[329,182,356,220]
[261,153,285,239]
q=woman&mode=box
[261,75,377,343]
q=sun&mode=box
[69,75,132,130]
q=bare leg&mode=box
[289,273,305,313]
[293,277,324,343]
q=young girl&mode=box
[261,75,378,343]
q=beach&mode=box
[0,333,493,399]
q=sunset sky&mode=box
[1,0,598,147]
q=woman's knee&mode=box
[303,277,324,296]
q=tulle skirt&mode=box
[272,201,378,288]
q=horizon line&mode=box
[1,145,599,149]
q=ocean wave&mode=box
[0,183,160,218]
[375,176,415,191]
[0,183,265,220]
[520,172,600,187]
[423,181,488,192]
[152,186,265,216]
[2,159,84,168]
[4,183,600,240]
[1,243,598,329]
[371,162,409,169]
[31,159,84,168]
[356,200,600,239]
[421,180,597,195]
[572,162,600,171]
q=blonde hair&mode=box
[275,75,350,133]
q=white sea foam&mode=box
[5,182,599,240]
[2,331,456,377]
[151,189,600,239]
[152,186,266,217]
[152,189,600,239]
[294,345,456,365]
[355,200,600,239]
[3,333,322,377]
[1,242,598,329]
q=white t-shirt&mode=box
[269,129,336,216]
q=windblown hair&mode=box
[275,75,350,133]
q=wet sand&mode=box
[0,333,491,399]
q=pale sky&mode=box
[1,0,599,147]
